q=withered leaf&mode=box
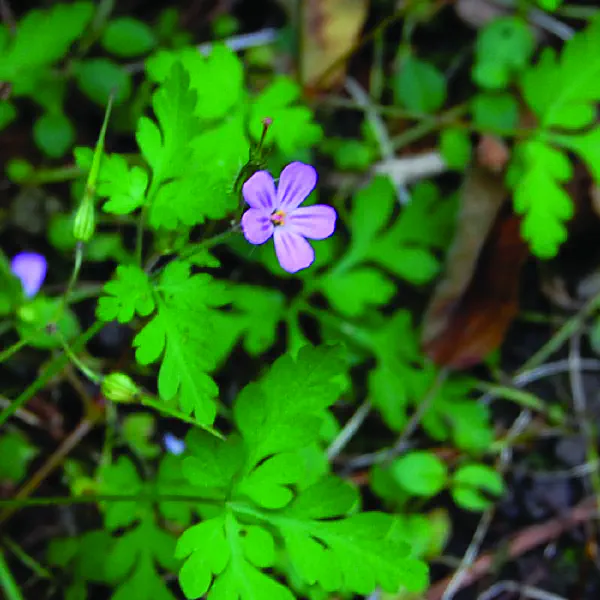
[421,165,529,368]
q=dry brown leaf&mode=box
[421,165,529,369]
[299,0,369,90]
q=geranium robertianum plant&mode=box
[7,2,595,599]
[0,34,432,596]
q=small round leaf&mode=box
[394,56,447,114]
[33,113,75,158]
[101,17,157,57]
[391,451,448,497]
[76,59,131,105]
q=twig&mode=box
[477,580,569,600]
[327,400,371,461]
[478,358,600,406]
[344,76,413,205]
[0,419,95,528]
[0,0,15,33]
[124,28,279,73]
[487,0,575,39]
[0,397,41,428]
[529,8,574,40]
[426,495,598,600]
[439,410,532,600]
[345,77,394,160]
[568,335,600,525]
[518,292,600,374]
[373,152,447,189]
[388,368,449,460]
[345,359,600,471]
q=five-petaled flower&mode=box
[10,252,47,298]
[241,162,336,273]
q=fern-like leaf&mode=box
[513,16,600,257]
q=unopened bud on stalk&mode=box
[73,197,95,242]
[102,372,140,404]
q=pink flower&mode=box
[241,162,336,273]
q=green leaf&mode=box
[48,530,112,583]
[390,451,448,498]
[473,17,535,89]
[237,452,305,509]
[324,268,396,317]
[440,129,471,169]
[133,261,229,424]
[229,285,286,356]
[234,345,346,467]
[0,100,16,131]
[451,464,505,511]
[368,311,423,431]
[33,112,75,158]
[75,59,132,106]
[509,17,600,258]
[536,0,563,10]
[122,413,160,458]
[138,61,242,229]
[147,45,244,121]
[521,17,600,129]
[394,56,446,113]
[176,347,428,599]
[365,311,494,452]
[176,516,229,596]
[322,178,455,314]
[178,513,294,600]
[0,3,94,83]
[423,383,494,453]
[98,456,145,530]
[332,139,374,170]
[508,140,573,257]
[249,76,322,156]
[471,92,519,132]
[96,264,155,323]
[106,519,177,600]
[280,500,428,594]
[182,432,245,494]
[17,297,81,349]
[101,17,157,57]
[95,153,148,215]
[138,62,200,185]
[0,431,37,482]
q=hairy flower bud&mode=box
[102,372,140,404]
[73,197,95,242]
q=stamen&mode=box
[270,209,286,226]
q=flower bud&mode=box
[102,372,140,404]
[73,197,95,242]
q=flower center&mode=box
[270,209,286,226]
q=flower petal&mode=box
[241,208,274,245]
[273,229,315,273]
[276,162,318,212]
[288,204,337,240]
[242,170,277,212]
[10,252,47,298]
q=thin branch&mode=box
[327,400,371,461]
[439,410,531,600]
[426,495,598,600]
[477,580,569,600]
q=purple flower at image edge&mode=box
[10,252,47,298]
[241,162,336,273]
